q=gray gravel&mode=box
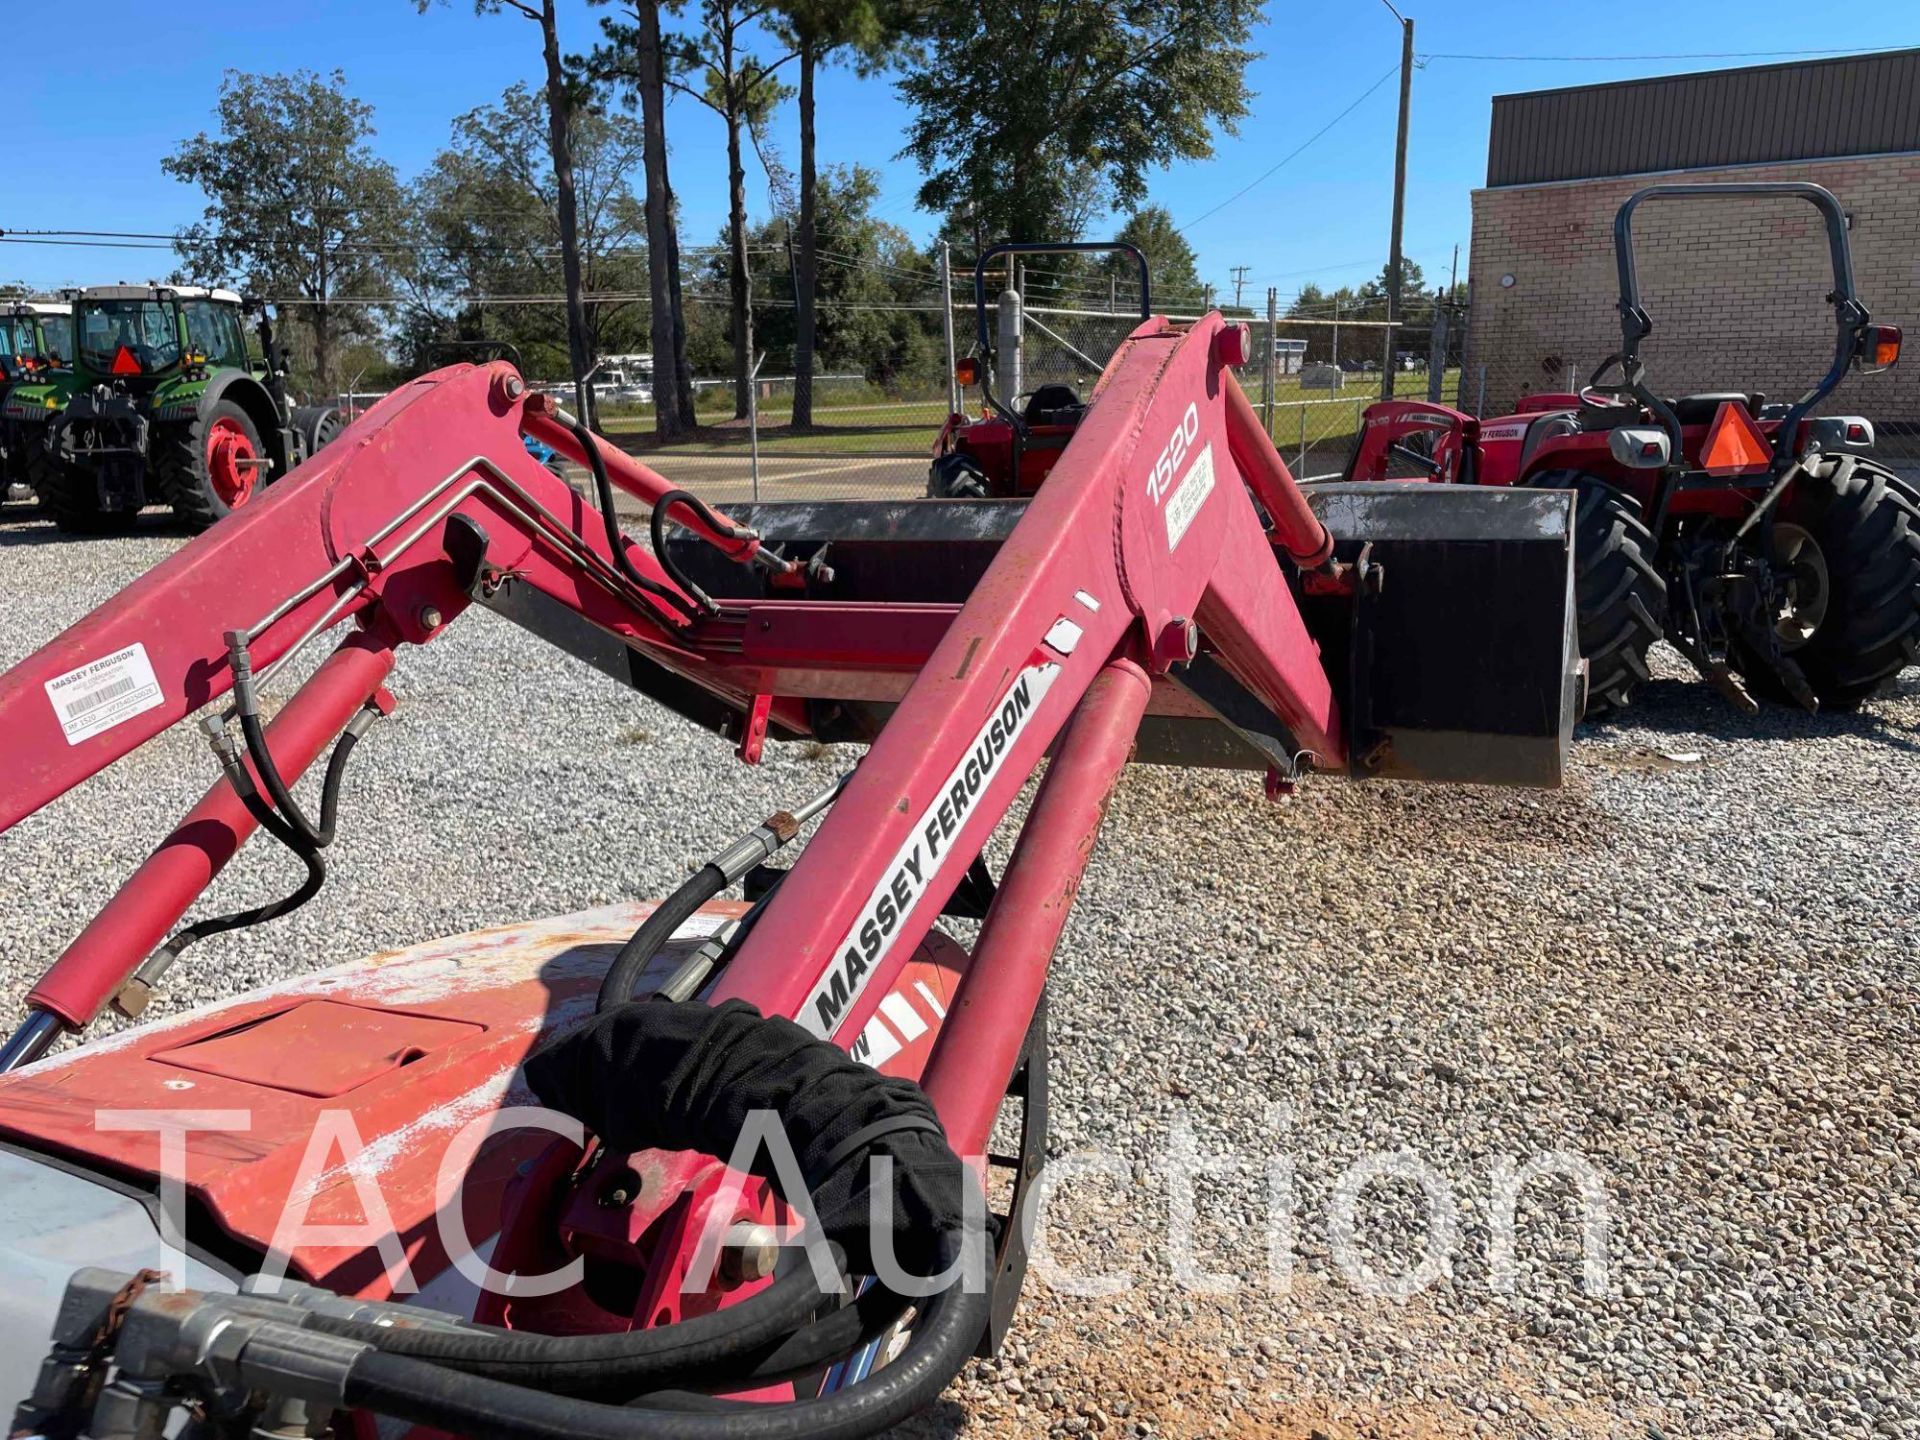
[2,506,1917,1440]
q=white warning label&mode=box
[44,642,164,745]
[1163,442,1216,551]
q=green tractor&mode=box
[14,285,343,534]
[0,299,74,505]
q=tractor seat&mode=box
[1022,383,1086,428]
[1666,392,1766,425]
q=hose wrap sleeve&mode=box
[524,1000,980,1276]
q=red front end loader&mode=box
[0,308,1581,1436]
[1348,182,1920,714]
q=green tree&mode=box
[163,69,403,394]
[1103,205,1201,308]
[737,165,939,393]
[768,0,901,427]
[413,2,601,422]
[592,0,700,438]
[899,0,1265,244]
[668,0,794,419]
[1355,256,1425,319]
[405,84,648,377]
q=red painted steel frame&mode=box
[26,625,398,1027]
[919,655,1151,1156]
[0,314,1341,1119]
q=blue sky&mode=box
[8,1,1914,307]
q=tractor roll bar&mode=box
[1611,182,1874,461]
[971,241,1150,433]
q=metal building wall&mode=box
[1487,49,1920,188]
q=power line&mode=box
[1177,61,1401,233]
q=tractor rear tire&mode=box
[1738,455,1920,711]
[27,444,136,536]
[156,399,268,533]
[1535,470,1667,716]
[291,404,344,462]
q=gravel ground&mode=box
[1,505,1916,1440]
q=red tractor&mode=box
[929,241,1150,499]
[1347,181,1919,714]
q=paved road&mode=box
[596,449,927,509]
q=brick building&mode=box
[1463,49,1920,434]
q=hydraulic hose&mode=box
[564,417,702,622]
[596,863,730,1013]
[303,1255,833,1397]
[122,700,381,1014]
[650,488,756,614]
[597,774,849,1013]
[340,1233,989,1440]
[626,1281,915,1396]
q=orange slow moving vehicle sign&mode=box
[1700,400,1772,476]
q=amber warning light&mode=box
[954,356,980,387]
[1861,324,1901,373]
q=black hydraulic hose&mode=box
[132,719,371,1004]
[596,862,730,1013]
[648,488,759,616]
[597,774,849,1013]
[236,708,364,851]
[304,1256,832,1397]
[629,1281,915,1396]
[341,1238,989,1440]
[156,847,326,959]
[564,417,702,622]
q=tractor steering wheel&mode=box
[1579,353,1637,409]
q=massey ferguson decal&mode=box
[804,660,1060,1038]
[1366,409,1455,429]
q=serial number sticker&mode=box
[1163,442,1216,551]
[44,642,164,745]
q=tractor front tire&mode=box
[1741,455,1920,711]
[157,399,268,533]
[928,452,990,500]
[27,444,136,536]
[1536,470,1668,717]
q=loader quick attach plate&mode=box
[634,487,1578,789]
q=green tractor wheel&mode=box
[157,399,268,532]
[27,443,137,536]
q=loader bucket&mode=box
[629,485,1581,789]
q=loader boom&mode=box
[0,314,1345,1072]
[0,310,1581,1440]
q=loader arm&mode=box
[0,315,1580,1440]
[0,317,1343,1074]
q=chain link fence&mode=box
[593,254,1473,502]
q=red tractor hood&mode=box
[0,902,961,1306]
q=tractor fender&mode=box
[195,369,290,472]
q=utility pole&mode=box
[1381,1,1414,400]
[1230,265,1251,309]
